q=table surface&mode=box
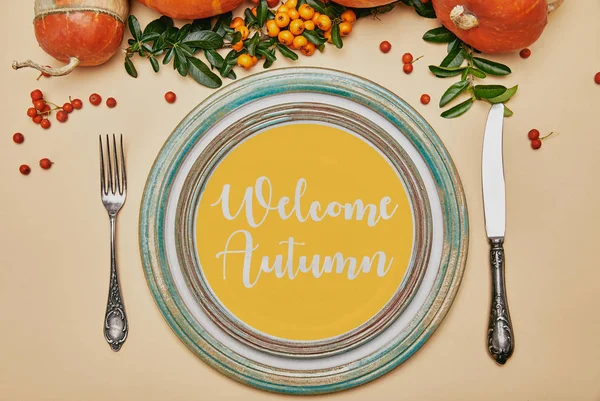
[1,2,599,400]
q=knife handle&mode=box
[487,238,514,365]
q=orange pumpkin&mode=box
[432,0,563,53]
[333,0,392,6]
[137,0,246,20]
[13,0,129,76]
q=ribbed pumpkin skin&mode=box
[137,0,246,20]
[332,0,394,7]
[432,0,549,53]
[33,0,128,66]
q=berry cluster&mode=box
[402,52,422,74]
[528,129,556,150]
[236,0,357,69]
[27,89,85,129]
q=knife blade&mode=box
[482,103,514,365]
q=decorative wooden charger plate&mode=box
[140,68,468,395]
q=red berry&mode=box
[402,53,413,64]
[42,104,51,115]
[40,119,51,129]
[63,103,74,113]
[19,164,31,175]
[27,107,38,118]
[41,66,52,78]
[379,41,392,54]
[32,115,43,124]
[106,97,117,108]
[528,129,540,141]
[531,139,542,150]
[519,48,531,59]
[34,100,46,111]
[420,94,431,105]
[595,72,600,85]
[89,93,102,106]
[403,63,414,74]
[39,158,53,170]
[421,0,430,3]
[13,133,24,144]
[30,89,43,101]
[56,110,68,123]
[71,99,83,110]
[165,91,177,104]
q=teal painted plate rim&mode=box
[139,67,468,395]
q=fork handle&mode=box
[104,216,128,351]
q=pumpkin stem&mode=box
[450,5,479,30]
[12,57,80,76]
[547,0,563,14]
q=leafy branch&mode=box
[423,26,518,119]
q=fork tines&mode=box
[99,134,127,196]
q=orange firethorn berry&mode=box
[339,21,352,36]
[298,4,315,20]
[266,20,281,37]
[300,42,316,56]
[341,10,357,24]
[235,25,249,40]
[278,30,295,46]
[232,40,244,51]
[275,12,291,28]
[288,8,300,20]
[292,35,308,49]
[289,19,305,35]
[229,17,244,28]
[304,20,315,30]
[237,54,254,69]
[316,14,332,31]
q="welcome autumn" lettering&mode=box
[211,177,400,288]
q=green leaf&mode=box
[423,26,456,43]
[504,105,513,117]
[257,0,268,27]
[429,65,466,78]
[143,16,171,38]
[213,12,233,36]
[488,85,518,104]
[174,48,188,76]
[128,15,142,41]
[163,26,179,44]
[257,48,276,63]
[470,68,487,79]
[220,62,235,79]
[447,38,460,53]
[276,44,299,60]
[306,0,326,14]
[331,24,343,49]
[149,57,159,73]
[440,45,465,68]
[410,0,436,18]
[177,43,195,57]
[472,57,511,76]
[204,49,224,70]
[473,85,507,99]
[441,98,474,119]
[141,32,161,43]
[439,80,469,107]
[302,30,327,45]
[177,24,193,42]
[163,48,175,65]
[191,18,212,32]
[244,8,258,27]
[461,68,469,81]
[182,30,224,49]
[188,57,222,88]
[246,32,260,57]
[124,57,138,78]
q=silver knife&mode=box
[482,103,514,365]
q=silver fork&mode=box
[99,134,128,351]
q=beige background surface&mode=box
[1,1,599,400]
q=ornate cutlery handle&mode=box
[487,238,513,364]
[104,216,128,351]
